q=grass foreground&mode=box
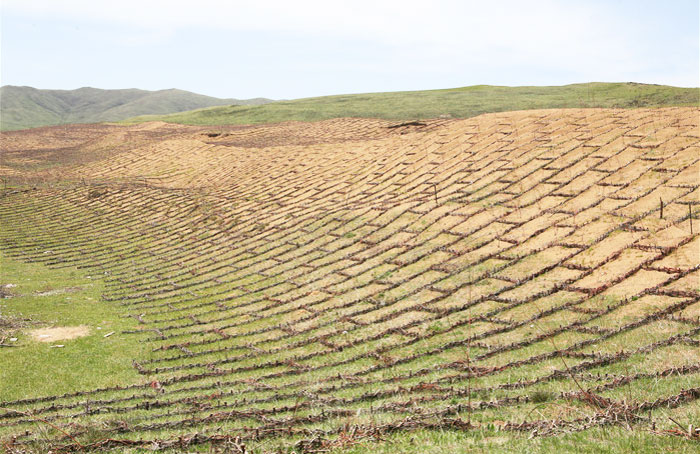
[326,427,700,454]
[44,422,700,453]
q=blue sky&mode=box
[1,0,698,100]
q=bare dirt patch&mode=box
[29,326,90,342]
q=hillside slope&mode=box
[0,108,699,452]
[0,85,271,131]
[124,82,699,127]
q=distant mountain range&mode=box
[0,86,272,131]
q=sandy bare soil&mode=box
[28,325,90,342]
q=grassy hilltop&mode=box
[124,82,699,126]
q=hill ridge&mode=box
[123,82,699,128]
[0,85,272,131]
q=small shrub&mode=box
[530,390,553,403]
[428,321,445,333]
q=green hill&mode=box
[0,86,271,131]
[124,82,699,127]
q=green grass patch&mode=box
[0,254,148,401]
[328,427,700,454]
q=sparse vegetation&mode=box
[0,107,698,453]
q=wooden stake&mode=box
[690,204,694,235]
[659,197,663,219]
[466,340,471,426]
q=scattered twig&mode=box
[0,407,84,450]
